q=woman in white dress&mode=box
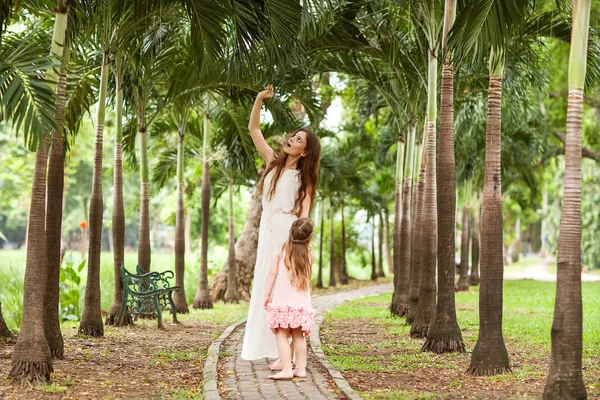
[241,85,321,361]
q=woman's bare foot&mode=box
[268,371,294,380]
[269,360,296,371]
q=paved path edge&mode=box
[309,314,363,400]
[202,318,247,400]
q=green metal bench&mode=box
[118,265,180,329]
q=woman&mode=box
[241,85,321,361]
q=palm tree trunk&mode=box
[543,1,590,397]
[185,211,192,254]
[423,0,465,353]
[340,197,348,284]
[138,106,151,273]
[209,177,262,301]
[377,213,385,277]
[457,204,470,291]
[390,138,405,314]
[393,124,416,316]
[371,219,377,280]
[468,50,510,375]
[79,50,109,338]
[194,108,213,309]
[43,43,69,358]
[411,49,438,338]
[383,208,392,276]
[0,302,15,340]
[224,180,240,303]
[106,55,132,327]
[469,202,481,286]
[328,197,336,287]
[10,5,68,383]
[317,200,324,288]
[407,164,425,325]
[174,127,190,312]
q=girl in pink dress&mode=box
[263,218,316,380]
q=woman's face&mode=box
[283,131,308,157]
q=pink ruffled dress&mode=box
[266,251,315,337]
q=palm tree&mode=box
[544,1,592,397]
[469,199,481,286]
[390,137,405,313]
[317,199,325,288]
[456,183,471,292]
[223,180,240,303]
[377,212,385,277]
[193,97,214,309]
[328,196,336,287]
[0,303,15,340]
[9,1,69,384]
[371,218,377,280]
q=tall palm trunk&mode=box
[390,138,405,314]
[137,112,151,272]
[543,1,590,397]
[174,120,190,311]
[371,219,377,280]
[328,197,336,287]
[106,55,132,326]
[317,200,324,289]
[383,208,393,275]
[44,44,69,358]
[457,203,470,291]
[0,303,15,339]
[377,213,384,277]
[469,202,481,286]
[224,180,240,303]
[194,107,213,309]
[340,197,348,284]
[467,49,510,375]
[424,0,465,353]
[407,144,425,325]
[411,49,438,339]
[10,5,68,383]
[394,124,416,316]
[79,50,109,337]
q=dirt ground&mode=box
[0,320,223,399]
[321,306,600,399]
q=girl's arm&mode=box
[299,187,314,218]
[263,249,280,308]
[249,85,276,164]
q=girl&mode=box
[241,85,321,362]
[263,218,316,380]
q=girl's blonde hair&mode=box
[283,218,314,293]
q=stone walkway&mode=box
[217,283,393,400]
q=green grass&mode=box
[323,280,600,398]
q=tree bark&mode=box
[106,57,132,327]
[316,200,325,288]
[185,209,192,254]
[390,139,405,313]
[371,219,377,280]
[377,213,385,278]
[137,105,151,273]
[407,168,425,325]
[174,131,189,312]
[194,108,213,309]
[79,51,109,338]
[340,198,349,284]
[544,1,589,397]
[328,197,336,287]
[210,182,262,301]
[456,205,470,291]
[224,181,240,303]
[44,45,69,358]
[0,303,15,340]
[469,205,481,286]
[383,208,393,276]
[467,71,511,376]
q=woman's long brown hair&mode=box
[257,128,321,216]
[283,218,314,293]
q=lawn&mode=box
[321,280,600,399]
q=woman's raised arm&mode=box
[249,85,276,164]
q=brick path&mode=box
[218,283,393,400]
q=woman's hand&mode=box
[256,85,274,101]
[263,295,272,310]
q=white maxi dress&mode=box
[241,168,300,360]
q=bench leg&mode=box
[168,291,179,324]
[153,295,164,329]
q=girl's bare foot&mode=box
[293,369,307,379]
[268,371,294,380]
[269,359,296,371]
